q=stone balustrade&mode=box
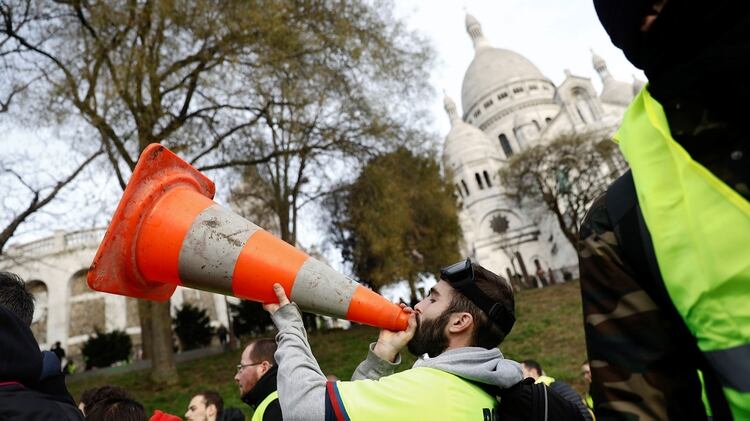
[2,227,106,259]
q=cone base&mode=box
[87,144,216,301]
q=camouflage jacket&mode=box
[577,190,712,421]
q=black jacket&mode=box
[0,306,83,420]
[241,364,283,420]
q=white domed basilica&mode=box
[444,14,640,284]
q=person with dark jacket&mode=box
[234,338,282,420]
[579,1,750,419]
[0,272,83,420]
[521,360,593,421]
[51,341,66,362]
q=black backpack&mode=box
[494,378,585,421]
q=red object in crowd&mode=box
[150,409,182,421]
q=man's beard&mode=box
[407,311,451,358]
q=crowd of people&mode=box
[1,261,594,421]
[1,0,747,419]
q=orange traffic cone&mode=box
[87,144,409,331]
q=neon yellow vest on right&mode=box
[615,87,750,419]
[251,391,278,421]
[336,367,497,420]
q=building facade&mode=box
[0,228,232,362]
[444,15,640,282]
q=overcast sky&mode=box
[395,0,644,137]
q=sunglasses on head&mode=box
[440,258,515,336]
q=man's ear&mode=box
[448,312,473,334]
[206,404,217,417]
[259,360,272,375]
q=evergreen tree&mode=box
[326,148,461,303]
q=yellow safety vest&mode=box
[615,87,750,419]
[334,367,497,420]
[251,391,278,421]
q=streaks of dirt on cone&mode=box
[200,217,244,248]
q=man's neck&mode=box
[444,336,472,352]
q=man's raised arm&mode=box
[265,284,327,420]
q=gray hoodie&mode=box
[272,303,523,420]
[354,341,523,387]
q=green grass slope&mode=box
[68,280,587,417]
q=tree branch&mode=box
[0,147,103,254]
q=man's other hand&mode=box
[373,304,417,363]
[263,283,290,315]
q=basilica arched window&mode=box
[27,280,48,345]
[461,180,470,196]
[455,184,463,198]
[475,173,484,190]
[499,134,513,158]
[545,117,552,125]
[498,92,508,100]
[483,170,492,187]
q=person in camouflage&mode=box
[579,195,717,419]
[580,0,749,419]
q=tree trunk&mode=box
[225,297,237,350]
[135,139,178,384]
[149,301,178,385]
[276,207,317,332]
[137,300,153,360]
[407,278,418,307]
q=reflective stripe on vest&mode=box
[251,391,278,421]
[536,375,555,387]
[335,367,497,420]
[615,86,750,418]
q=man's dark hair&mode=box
[85,397,147,421]
[445,264,515,349]
[197,390,224,415]
[522,359,543,377]
[0,271,34,326]
[247,338,277,364]
[80,385,132,412]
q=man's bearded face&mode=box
[407,310,452,358]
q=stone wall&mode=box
[69,298,106,337]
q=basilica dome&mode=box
[442,96,498,167]
[461,14,546,112]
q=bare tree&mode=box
[230,3,434,247]
[499,132,626,248]
[0,0,277,384]
[2,0,434,384]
